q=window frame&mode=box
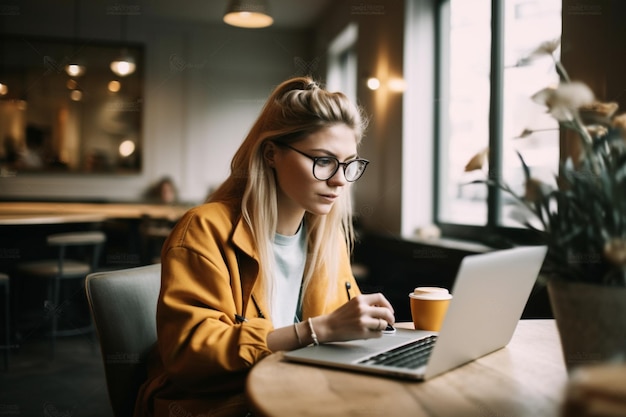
[433,0,549,247]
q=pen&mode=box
[345,281,351,301]
[251,294,265,319]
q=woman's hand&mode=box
[313,293,395,343]
[266,293,395,352]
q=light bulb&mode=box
[108,80,121,93]
[70,89,83,101]
[110,51,136,77]
[65,63,86,77]
[119,140,135,157]
[367,77,381,90]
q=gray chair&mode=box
[85,263,161,417]
[16,230,106,358]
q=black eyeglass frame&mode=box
[276,142,369,182]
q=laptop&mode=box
[283,245,548,380]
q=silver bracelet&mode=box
[293,322,303,346]
[307,317,319,346]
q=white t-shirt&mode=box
[271,223,307,328]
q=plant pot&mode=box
[547,279,626,372]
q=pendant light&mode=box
[65,0,86,77]
[110,14,136,77]
[110,49,136,77]
[223,0,273,29]
[65,64,85,77]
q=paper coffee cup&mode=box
[409,287,452,331]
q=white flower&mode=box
[532,82,595,122]
[516,38,561,66]
[585,124,609,139]
[464,147,489,172]
[529,38,561,58]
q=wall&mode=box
[560,0,626,161]
[315,0,406,235]
[1,1,412,237]
[0,4,314,204]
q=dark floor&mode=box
[0,325,114,417]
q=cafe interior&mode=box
[1,0,625,416]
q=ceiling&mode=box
[6,0,335,31]
[142,0,334,29]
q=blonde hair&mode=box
[209,77,368,314]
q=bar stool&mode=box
[16,231,106,358]
[0,272,9,370]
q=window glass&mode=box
[438,0,561,229]
[500,0,561,227]
[438,0,491,225]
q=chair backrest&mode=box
[85,264,161,417]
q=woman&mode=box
[144,176,178,205]
[134,77,395,417]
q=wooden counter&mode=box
[0,201,191,225]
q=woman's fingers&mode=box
[358,294,395,326]
[360,293,395,314]
[320,292,396,342]
[369,317,387,332]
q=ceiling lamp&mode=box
[110,49,136,77]
[108,80,121,93]
[110,13,136,77]
[70,89,83,101]
[65,0,86,77]
[223,0,273,28]
[65,63,86,77]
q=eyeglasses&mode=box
[277,143,369,182]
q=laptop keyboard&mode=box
[357,335,438,369]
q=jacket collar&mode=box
[232,214,258,260]
[231,215,269,319]
[230,213,333,321]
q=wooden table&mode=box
[0,212,108,225]
[0,201,190,225]
[246,320,568,417]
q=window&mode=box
[436,0,562,240]
[327,23,358,105]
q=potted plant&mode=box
[466,39,626,371]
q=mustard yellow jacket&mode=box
[134,201,361,417]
